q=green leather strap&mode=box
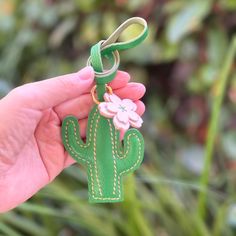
[88,17,148,101]
[101,17,148,54]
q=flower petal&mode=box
[129,116,143,128]
[116,111,129,124]
[104,93,112,102]
[106,102,119,113]
[128,111,140,122]
[113,115,130,132]
[104,93,121,104]
[121,99,137,111]
[98,102,115,118]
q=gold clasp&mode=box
[91,84,113,104]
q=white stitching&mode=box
[73,109,97,148]
[64,109,103,198]
[64,123,96,196]
[114,129,130,158]
[93,116,103,196]
[63,108,142,201]
[107,120,117,194]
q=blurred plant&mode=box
[1,0,236,235]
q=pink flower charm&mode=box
[98,93,143,132]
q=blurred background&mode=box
[1,0,236,235]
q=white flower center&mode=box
[118,105,127,112]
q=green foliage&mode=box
[1,0,236,235]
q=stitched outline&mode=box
[107,119,117,194]
[73,107,98,148]
[64,123,95,197]
[63,108,143,201]
[63,109,103,198]
[92,132,142,201]
[63,109,102,198]
[118,133,142,185]
[93,116,103,196]
[114,128,129,158]
[102,119,143,200]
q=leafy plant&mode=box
[1,0,236,235]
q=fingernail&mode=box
[130,83,146,93]
[117,71,130,81]
[138,84,146,94]
[79,66,94,81]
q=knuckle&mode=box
[8,86,25,98]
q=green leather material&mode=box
[62,107,144,202]
[90,17,148,100]
[101,17,148,55]
[90,42,119,100]
[61,17,148,203]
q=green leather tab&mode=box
[90,42,118,100]
[89,17,148,102]
[101,17,148,55]
[90,41,104,72]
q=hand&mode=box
[0,66,145,212]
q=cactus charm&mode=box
[62,106,144,202]
[61,17,148,203]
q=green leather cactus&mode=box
[62,106,144,203]
[61,17,148,203]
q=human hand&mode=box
[0,66,145,212]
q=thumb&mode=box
[7,66,94,110]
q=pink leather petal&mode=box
[129,116,143,128]
[98,103,115,118]
[104,93,112,102]
[113,115,130,131]
[121,99,137,111]
[105,93,121,104]
[101,92,143,133]
[128,111,140,122]
[106,102,119,113]
[116,111,129,124]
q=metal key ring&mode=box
[91,84,113,104]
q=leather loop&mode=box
[90,41,104,73]
[87,42,120,84]
[88,17,148,101]
[101,17,148,55]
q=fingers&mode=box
[114,83,146,100]
[54,94,93,120]
[8,66,94,110]
[78,118,88,138]
[55,82,146,121]
[135,100,145,116]
[108,71,130,89]
[53,70,132,120]
[64,155,76,168]
[64,101,145,139]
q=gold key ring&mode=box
[91,84,113,104]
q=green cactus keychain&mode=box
[61,17,148,203]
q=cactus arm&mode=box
[62,116,91,165]
[116,129,144,174]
